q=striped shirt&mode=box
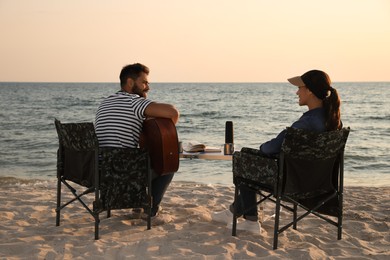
[95,91,153,148]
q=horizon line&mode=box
[1,80,390,84]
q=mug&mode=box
[178,141,183,153]
[224,143,234,155]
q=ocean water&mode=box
[0,82,389,186]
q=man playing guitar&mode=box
[95,63,179,218]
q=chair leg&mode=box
[147,205,151,230]
[56,178,61,226]
[92,183,99,239]
[147,167,152,230]
[94,213,100,240]
[273,196,282,250]
[338,221,342,240]
[338,192,343,240]
[293,203,297,230]
[232,184,239,236]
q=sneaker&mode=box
[211,209,233,225]
[151,214,172,225]
[141,206,162,219]
[129,208,144,219]
[236,219,261,234]
[132,208,143,213]
[141,206,172,225]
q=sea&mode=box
[0,82,389,187]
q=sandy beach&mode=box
[0,177,389,259]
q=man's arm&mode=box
[144,102,180,124]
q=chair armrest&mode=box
[240,147,279,159]
[233,148,278,189]
[240,147,263,156]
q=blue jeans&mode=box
[151,171,174,216]
[232,185,258,220]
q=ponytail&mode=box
[323,87,341,131]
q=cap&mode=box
[288,70,332,100]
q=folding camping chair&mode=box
[232,127,350,249]
[54,119,152,239]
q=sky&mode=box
[1,0,389,83]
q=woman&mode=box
[212,70,342,234]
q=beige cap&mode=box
[287,76,305,87]
[287,70,332,100]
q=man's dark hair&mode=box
[119,63,149,87]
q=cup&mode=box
[224,143,234,155]
[178,141,183,153]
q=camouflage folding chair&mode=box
[55,119,152,240]
[232,127,350,249]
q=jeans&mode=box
[151,171,174,216]
[232,185,258,221]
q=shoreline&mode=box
[0,178,389,259]
[1,174,389,188]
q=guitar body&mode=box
[140,118,179,176]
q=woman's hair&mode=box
[323,87,342,131]
[300,70,342,131]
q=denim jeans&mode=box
[232,185,258,220]
[151,171,174,216]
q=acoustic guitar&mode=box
[140,118,179,176]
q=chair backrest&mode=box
[99,147,151,210]
[55,119,99,187]
[279,127,350,200]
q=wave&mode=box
[0,176,53,187]
[365,115,390,121]
[181,112,242,120]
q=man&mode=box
[95,63,179,217]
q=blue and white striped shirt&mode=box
[95,91,153,148]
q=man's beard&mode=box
[133,83,147,98]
